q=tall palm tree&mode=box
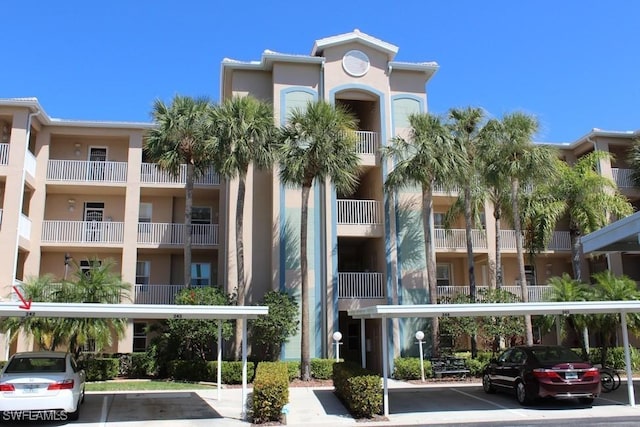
[551,151,633,280]
[208,95,276,360]
[145,95,215,288]
[486,112,558,345]
[382,113,464,357]
[626,139,640,187]
[278,100,360,381]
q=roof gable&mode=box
[311,29,399,60]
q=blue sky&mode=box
[3,1,638,142]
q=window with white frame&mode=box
[191,263,211,287]
[139,203,152,223]
[136,261,150,289]
[436,264,451,286]
[133,322,147,352]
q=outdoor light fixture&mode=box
[68,198,76,212]
[332,331,343,362]
[415,330,425,381]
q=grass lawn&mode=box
[86,380,218,392]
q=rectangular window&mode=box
[191,207,211,225]
[139,203,152,223]
[80,259,101,278]
[434,213,445,229]
[436,264,451,287]
[136,261,150,286]
[191,263,211,287]
[133,322,147,352]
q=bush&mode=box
[206,361,255,384]
[286,361,300,381]
[252,362,289,424]
[392,357,432,380]
[589,347,640,370]
[168,359,209,381]
[82,358,119,381]
[129,352,155,378]
[464,358,485,377]
[310,359,335,380]
[333,361,382,419]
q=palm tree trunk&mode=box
[300,183,312,381]
[463,187,477,357]
[512,178,534,345]
[494,208,502,289]
[184,163,194,288]
[422,183,439,357]
[569,226,582,282]
[234,177,247,361]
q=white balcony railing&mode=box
[24,150,36,177]
[0,143,8,165]
[612,168,635,188]
[18,214,31,240]
[140,163,220,185]
[137,223,219,245]
[41,220,125,244]
[47,160,128,183]
[336,199,382,225]
[338,272,385,299]
[134,284,184,304]
[499,230,570,251]
[434,229,487,250]
[436,285,552,303]
[355,131,378,155]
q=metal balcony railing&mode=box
[41,220,125,244]
[436,285,552,303]
[354,131,378,155]
[47,160,128,183]
[137,223,219,245]
[336,199,382,225]
[434,229,487,250]
[612,168,635,189]
[499,230,570,251]
[140,163,220,185]
[337,272,385,299]
[0,143,8,165]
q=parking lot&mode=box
[7,381,640,426]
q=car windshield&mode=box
[5,357,66,374]
[531,347,584,364]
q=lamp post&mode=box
[332,331,342,362]
[415,330,425,382]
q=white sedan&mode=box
[0,351,85,421]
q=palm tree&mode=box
[208,95,276,360]
[588,271,640,365]
[626,139,640,187]
[145,95,215,288]
[486,112,558,345]
[277,100,360,381]
[382,113,463,357]
[550,151,633,280]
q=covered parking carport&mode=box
[349,301,640,416]
[0,302,268,418]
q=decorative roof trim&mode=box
[312,29,399,58]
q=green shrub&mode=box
[168,359,209,381]
[286,361,300,381]
[333,361,381,419]
[392,357,432,380]
[589,347,640,370]
[82,358,119,381]
[129,352,155,378]
[205,361,255,384]
[252,362,289,424]
[310,359,334,380]
[464,358,485,377]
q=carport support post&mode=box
[217,321,222,401]
[620,311,635,407]
[361,319,366,368]
[382,319,389,417]
[241,317,248,418]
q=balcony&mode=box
[0,143,8,165]
[338,272,385,299]
[499,230,571,251]
[355,131,378,166]
[612,168,634,189]
[133,284,211,304]
[336,199,383,237]
[437,285,552,303]
[18,214,31,240]
[137,223,219,246]
[47,160,128,183]
[140,163,220,185]
[41,220,125,244]
[434,229,487,250]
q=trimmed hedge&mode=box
[333,361,382,419]
[169,359,209,381]
[310,359,335,380]
[392,357,432,380]
[252,362,289,424]
[206,361,255,384]
[83,358,119,381]
[286,361,300,381]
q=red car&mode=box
[482,345,601,405]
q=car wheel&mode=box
[67,402,80,421]
[482,374,496,394]
[579,397,594,406]
[516,381,533,406]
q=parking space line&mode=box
[451,388,528,417]
[100,395,108,426]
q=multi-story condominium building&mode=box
[1,30,637,368]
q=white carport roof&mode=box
[348,301,640,416]
[0,302,268,419]
[582,211,640,253]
